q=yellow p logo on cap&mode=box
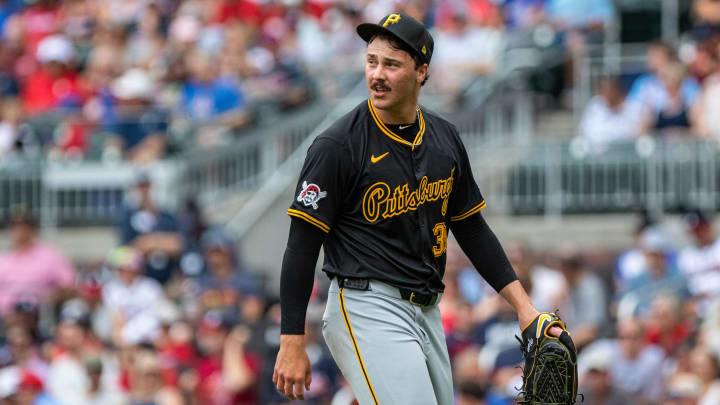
[383,14,402,27]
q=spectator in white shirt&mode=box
[102,246,165,346]
[46,304,125,405]
[432,10,505,100]
[693,39,720,140]
[582,318,666,403]
[677,210,720,314]
[578,76,638,152]
[689,348,720,405]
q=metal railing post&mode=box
[574,52,591,127]
[661,0,679,45]
[512,91,532,145]
[544,143,563,220]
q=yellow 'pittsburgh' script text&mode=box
[363,168,454,223]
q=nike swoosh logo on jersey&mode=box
[371,152,390,163]
[398,124,413,129]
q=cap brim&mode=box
[357,23,422,62]
[357,23,386,43]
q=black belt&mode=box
[336,277,440,307]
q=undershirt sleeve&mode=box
[280,217,327,334]
[448,212,518,292]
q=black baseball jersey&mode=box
[288,100,485,294]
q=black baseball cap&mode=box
[357,12,434,65]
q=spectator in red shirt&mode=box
[193,311,260,405]
[13,0,60,57]
[21,34,83,116]
[212,0,261,26]
[644,295,693,356]
[127,347,182,405]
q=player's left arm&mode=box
[448,212,562,337]
[446,125,561,335]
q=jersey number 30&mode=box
[432,223,447,257]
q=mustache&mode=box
[371,81,391,92]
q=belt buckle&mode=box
[409,292,425,307]
[340,278,369,291]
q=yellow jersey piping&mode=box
[286,209,330,233]
[367,100,426,150]
[449,201,487,221]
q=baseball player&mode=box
[273,12,562,404]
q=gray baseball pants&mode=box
[322,278,453,405]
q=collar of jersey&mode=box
[368,99,426,150]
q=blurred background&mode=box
[1,0,720,404]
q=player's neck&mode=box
[373,101,418,125]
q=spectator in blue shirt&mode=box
[118,172,183,284]
[194,228,262,323]
[545,0,614,30]
[628,41,701,135]
[618,227,688,318]
[0,0,23,39]
[106,68,169,164]
[181,50,250,128]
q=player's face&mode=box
[365,38,427,115]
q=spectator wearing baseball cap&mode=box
[16,370,59,405]
[101,246,165,346]
[103,68,169,164]
[617,227,689,317]
[192,229,262,323]
[21,34,84,116]
[578,345,631,405]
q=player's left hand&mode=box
[517,312,579,404]
[518,309,563,337]
[548,325,563,337]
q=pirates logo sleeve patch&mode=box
[297,181,328,210]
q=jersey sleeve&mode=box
[287,137,349,233]
[448,133,486,221]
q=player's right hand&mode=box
[273,335,312,400]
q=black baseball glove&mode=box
[517,312,579,405]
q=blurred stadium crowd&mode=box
[2,0,720,405]
[0,0,514,165]
[8,177,720,405]
[577,0,720,151]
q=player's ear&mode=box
[416,63,428,84]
